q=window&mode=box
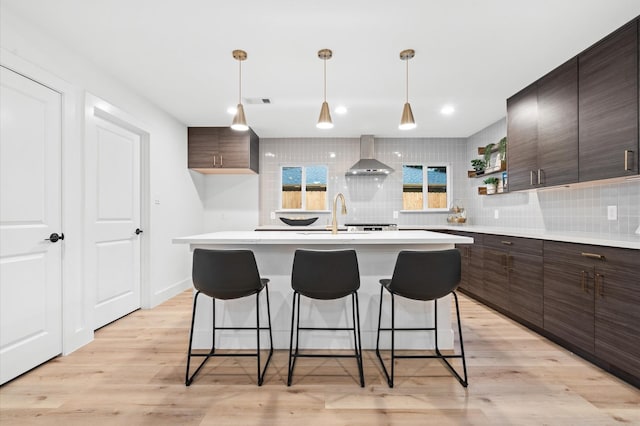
[281,165,328,210]
[402,164,450,211]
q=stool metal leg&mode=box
[352,293,365,387]
[287,291,299,386]
[186,291,216,386]
[375,286,395,387]
[255,285,274,386]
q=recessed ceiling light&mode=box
[335,105,347,114]
[440,105,455,115]
[227,106,237,115]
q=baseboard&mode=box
[149,277,191,308]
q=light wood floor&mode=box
[1,290,638,425]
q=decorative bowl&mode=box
[279,217,319,226]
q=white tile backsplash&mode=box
[257,120,639,239]
[465,118,640,237]
[259,137,468,226]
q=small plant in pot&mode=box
[471,159,486,174]
[483,177,500,194]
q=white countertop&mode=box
[398,225,640,250]
[253,224,640,249]
[173,230,473,245]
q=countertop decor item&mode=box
[279,217,319,226]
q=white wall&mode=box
[1,8,204,352]
[202,175,259,231]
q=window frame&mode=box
[400,163,452,212]
[278,164,330,212]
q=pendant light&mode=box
[399,49,416,130]
[317,49,334,129]
[231,49,248,131]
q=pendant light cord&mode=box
[323,58,327,102]
[405,58,409,103]
[238,60,242,104]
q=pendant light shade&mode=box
[317,49,333,129]
[231,103,248,131]
[231,49,248,131]
[399,102,415,130]
[399,49,416,130]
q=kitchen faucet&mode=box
[331,193,347,235]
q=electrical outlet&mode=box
[494,209,499,219]
[270,211,276,220]
[607,205,617,221]
[393,211,399,219]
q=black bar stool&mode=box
[185,249,273,386]
[287,249,364,387]
[375,249,468,387]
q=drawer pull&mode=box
[501,241,512,245]
[581,252,605,260]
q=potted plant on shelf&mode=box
[470,159,486,175]
[483,142,495,169]
[483,177,500,194]
[497,137,507,168]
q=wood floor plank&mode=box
[1,290,638,425]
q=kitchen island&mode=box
[173,230,473,350]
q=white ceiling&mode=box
[3,0,639,138]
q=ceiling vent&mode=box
[244,97,272,104]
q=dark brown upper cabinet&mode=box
[507,84,539,191]
[579,19,638,181]
[188,127,259,174]
[507,58,579,191]
[537,58,579,186]
[507,17,639,191]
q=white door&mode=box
[0,66,63,384]
[85,113,141,329]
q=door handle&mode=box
[624,150,633,171]
[595,273,604,297]
[44,232,64,243]
[135,228,143,235]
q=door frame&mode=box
[1,48,87,355]
[85,93,151,313]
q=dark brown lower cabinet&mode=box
[483,235,543,327]
[450,231,484,299]
[543,241,640,383]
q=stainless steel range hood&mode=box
[346,135,394,176]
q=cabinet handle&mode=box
[624,150,633,171]
[501,254,507,270]
[581,252,605,260]
[507,255,513,271]
[501,241,512,245]
[537,169,542,185]
[595,273,604,297]
[212,155,217,167]
[530,170,534,186]
[219,154,223,166]
[580,270,589,292]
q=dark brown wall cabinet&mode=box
[507,17,639,190]
[507,58,579,191]
[188,127,259,174]
[578,19,639,180]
